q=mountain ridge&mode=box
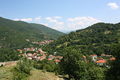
[44,22,120,55]
[0,17,65,49]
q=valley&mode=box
[0,17,120,80]
[1,0,120,79]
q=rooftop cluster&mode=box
[29,40,54,45]
[17,47,63,63]
[89,54,116,67]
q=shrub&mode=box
[12,58,33,80]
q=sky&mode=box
[0,0,120,32]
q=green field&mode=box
[0,66,13,80]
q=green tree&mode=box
[0,48,19,62]
[106,44,120,80]
[60,48,105,80]
[12,58,33,80]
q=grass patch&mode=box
[0,66,13,80]
[28,69,63,80]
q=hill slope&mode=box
[0,66,63,80]
[0,17,64,49]
[45,23,120,55]
[30,23,65,40]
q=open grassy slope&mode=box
[0,66,63,80]
[0,66,13,80]
[28,69,63,80]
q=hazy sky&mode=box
[0,0,120,32]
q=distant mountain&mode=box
[0,17,64,49]
[30,23,65,39]
[45,23,120,55]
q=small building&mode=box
[27,53,33,57]
[28,57,32,60]
[91,54,97,62]
[110,57,116,61]
[54,59,61,63]
[48,58,53,60]
[96,59,107,66]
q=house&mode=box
[101,54,106,56]
[90,54,97,62]
[25,39,30,42]
[33,53,37,56]
[96,59,107,66]
[110,57,116,61]
[28,57,32,60]
[82,55,87,62]
[48,55,55,59]
[27,53,33,57]
[55,56,63,60]
[36,56,41,61]
[32,56,37,60]
[17,49,22,53]
[48,58,53,60]
[40,56,46,60]
[54,59,61,63]
[38,48,45,54]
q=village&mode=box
[17,46,116,68]
[0,40,116,67]
[26,39,54,45]
[0,44,116,67]
[32,40,54,45]
[89,54,116,67]
[17,47,63,64]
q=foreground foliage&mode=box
[59,48,106,80]
[12,58,33,80]
[33,60,60,74]
[0,66,13,80]
[106,44,120,80]
[0,48,19,62]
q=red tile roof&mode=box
[110,57,116,61]
[54,59,61,62]
[96,60,107,63]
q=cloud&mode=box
[13,16,102,32]
[40,23,49,26]
[44,17,65,31]
[45,17,64,25]
[34,17,41,21]
[13,17,41,23]
[14,18,33,22]
[45,17,58,23]
[107,2,119,9]
[45,16,101,32]
[66,17,102,31]
[67,17,101,22]
[54,16,62,19]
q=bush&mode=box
[34,59,60,74]
[60,48,106,80]
[12,58,33,80]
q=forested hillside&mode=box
[0,17,64,49]
[0,17,64,61]
[30,23,64,40]
[45,23,120,55]
[40,22,120,80]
